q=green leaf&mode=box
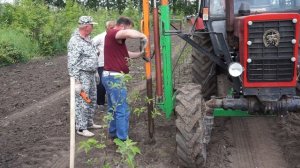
[103,163,111,168]
[95,143,106,149]
[114,138,124,146]
[131,146,141,154]
[114,138,141,167]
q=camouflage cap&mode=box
[78,16,98,25]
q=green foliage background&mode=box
[0,0,197,66]
[0,0,140,66]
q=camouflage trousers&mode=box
[75,71,97,130]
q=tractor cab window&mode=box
[210,0,226,17]
[234,0,300,14]
[210,0,300,17]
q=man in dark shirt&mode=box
[102,16,147,141]
[92,21,116,109]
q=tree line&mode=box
[0,0,197,66]
[44,0,198,15]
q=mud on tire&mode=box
[175,83,213,168]
[191,33,217,100]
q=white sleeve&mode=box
[92,34,101,46]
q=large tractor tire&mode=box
[175,83,213,168]
[191,33,217,100]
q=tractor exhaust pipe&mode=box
[206,96,300,114]
[226,0,235,48]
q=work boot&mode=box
[77,130,95,137]
[88,124,103,129]
[88,120,103,129]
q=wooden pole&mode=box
[70,77,75,168]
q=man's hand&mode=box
[140,36,148,52]
[139,37,150,62]
[75,81,82,94]
[142,37,147,50]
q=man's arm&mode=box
[92,32,106,46]
[92,34,101,46]
[115,29,147,40]
[128,51,144,59]
[92,33,105,55]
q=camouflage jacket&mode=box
[67,30,98,80]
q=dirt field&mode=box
[0,37,300,168]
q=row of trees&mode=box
[0,0,198,66]
[0,0,137,66]
[44,0,198,15]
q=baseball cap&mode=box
[78,16,98,25]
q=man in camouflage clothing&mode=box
[68,16,102,137]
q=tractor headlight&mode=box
[228,62,243,77]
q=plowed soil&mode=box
[0,38,300,168]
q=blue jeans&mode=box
[102,74,130,140]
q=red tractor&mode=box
[171,0,300,167]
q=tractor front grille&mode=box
[247,20,295,82]
[247,59,294,81]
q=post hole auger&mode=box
[141,0,155,142]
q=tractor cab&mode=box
[210,0,300,17]
[190,0,300,102]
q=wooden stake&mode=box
[70,77,75,168]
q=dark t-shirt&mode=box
[104,29,129,74]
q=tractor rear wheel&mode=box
[191,33,217,100]
[175,83,213,168]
